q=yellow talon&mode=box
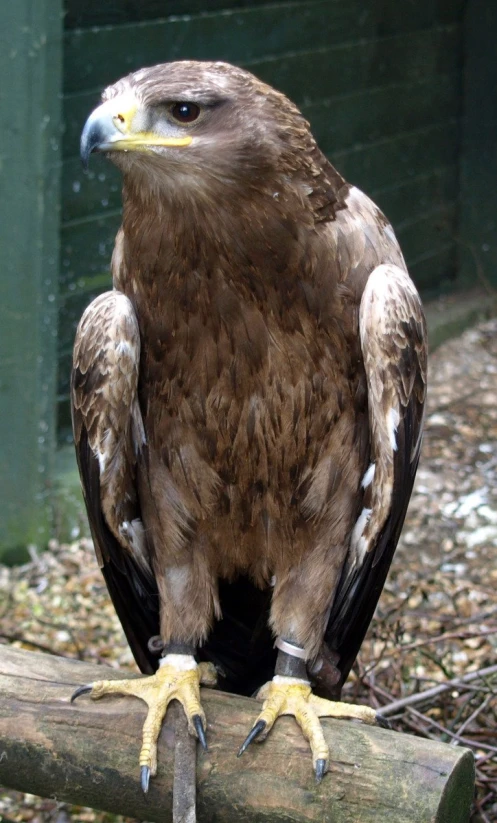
[71,655,217,791]
[240,675,388,780]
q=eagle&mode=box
[71,60,427,792]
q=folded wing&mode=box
[326,264,427,688]
[71,290,160,673]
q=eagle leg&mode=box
[239,650,389,782]
[71,654,217,791]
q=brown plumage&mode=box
[72,61,427,782]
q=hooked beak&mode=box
[80,94,193,170]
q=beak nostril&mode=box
[113,113,127,133]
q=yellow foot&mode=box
[238,676,390,782]
[71,655,217,792]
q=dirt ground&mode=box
[1,318,496,823]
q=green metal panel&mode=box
[63,6,460,96]
[409,247,458,297]
[334,122,459,194]
[374,168,458,226]
[58,0,465,437]
[64,0,465,31]
[304,74,460,154]
[251,27,460,103]
[0,1,63,557]
[458,0,497,290]
[64,1,371,93]
[64,0,281,29]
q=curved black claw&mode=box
[238,719,267,757]
[315,758,327,784]
[141,765,150,793]
[376,713,392,730]
[70,684,93,703]
[193,714,208,751]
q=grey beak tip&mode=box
[80,113,107,170]
[80,128,93,171]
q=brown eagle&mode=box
[72,61,427,791]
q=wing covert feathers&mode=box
[325,263,427,688]
[71,290,159,674]
[355,263,427,564]
[72,290,146,563]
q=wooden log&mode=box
[0,646,474,823]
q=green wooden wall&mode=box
[459,0,497,294]
[0,1,63,558]
[58,0,465,437]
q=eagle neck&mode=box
[119,179,318,302]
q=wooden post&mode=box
[0,1,63,561]
[0,646,475,823]
[458,0,497,290]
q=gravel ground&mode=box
[1,317,496,823]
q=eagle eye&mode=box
[170,102,200,124]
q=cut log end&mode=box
[0,646,475,823]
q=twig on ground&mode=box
[379,665,497,716]
[453,694,494,741]
[399,627,497,653]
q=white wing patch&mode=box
[361,462,376,489]
[350,507,372,562]
[388,408,400,452]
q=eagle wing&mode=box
[325,263,427,689]
[71,290,160,674]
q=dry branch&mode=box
[0,646,475,823]
[380,664,497,716]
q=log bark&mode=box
[0,646,474,823]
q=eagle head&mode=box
[80,61,326,204]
